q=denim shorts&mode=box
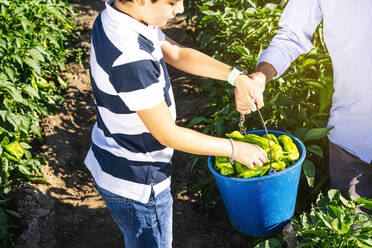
[94,182,173,248]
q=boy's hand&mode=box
[234,72,266,114]
[235,141,268,169]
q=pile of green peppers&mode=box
[215,131,300,178]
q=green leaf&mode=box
[4,209,21,218]
[17,164,33,176]
[340,221,350,234]
[329,205,342,218]
[302,229,328,238]
[19,142,32,150]
[0,110,7,122]
[201,10,219,16]
[356,198,372,210]
[327,189,340,202]
[355,236,372,247]
[304,127,332,141]
[23,85,40,99]
[0,207,8,240]
[339,194,354,208]
[303,159,315,187]
[294,127,309,141]
[319,79,334,113]
[307,145,324,158]
[57,75,67,89]
[0,82,24,102]
[315,211,334,230]
[24,57,41,75]
[28,176,51,185]
[4,67,15,82]
[302,58,318,68]
[254,237,282,248]
[6,112,21,130]
[29,48,45,63]
[304,81,324,88]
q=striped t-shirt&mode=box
[84,0,176,204]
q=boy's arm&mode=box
[161,36,265,113]
[137,101,267,169]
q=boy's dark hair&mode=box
[118,0,159,3]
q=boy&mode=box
[85,0,267,247]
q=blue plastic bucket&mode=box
[208,130,306,237]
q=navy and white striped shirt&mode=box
[84,0,176,203]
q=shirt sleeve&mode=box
[257,0,323,77]
[110,58,165,111]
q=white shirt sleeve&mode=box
[258,0,323,77]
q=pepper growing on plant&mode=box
[3,141,24,161]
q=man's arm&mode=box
[255,62,277,85]
[245,0,324,100]
[257,0,323,78]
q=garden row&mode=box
[0,0,76,246]
[185,0,372,247]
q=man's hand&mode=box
[234,62,277,114]
[234,72,266,114]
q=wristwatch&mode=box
[227,67,247,86]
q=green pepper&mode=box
[215,156,235,176]
[263,143,284,162]
[234,161,269,178]
[263,161,286,170]
[277,135,300,163]
[262,134,279,145]
[243,134,276,149]
[243,134,282,161]
[3,141,24,161]
[235,161,286,178]
[36,77,54,89]
[225,131,245,141]
[3,152,18,162]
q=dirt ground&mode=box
[10,0,253,247]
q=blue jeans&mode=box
[94,182,173,248]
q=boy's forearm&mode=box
[160,125,234,158]
[137,102,233,158]
[165,46,232,82]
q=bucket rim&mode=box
[208,129,306,182]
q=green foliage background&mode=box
[0,0,76,246]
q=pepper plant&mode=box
[0,0,76,246]
[293,189,372,247]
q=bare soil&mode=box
[11,1,252,247]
